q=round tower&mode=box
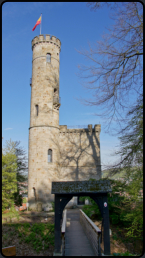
[28,34,61,210]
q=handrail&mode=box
[80,209,101,233]
[61,209,67,233]
[80,209,102,255]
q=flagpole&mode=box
[40,13,42,35]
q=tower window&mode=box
[33,187,36,200]
[35,105,39,116]
[54,88,57,95]
[46,53,51,63]
[48,149,52,162]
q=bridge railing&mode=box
[61,209,67,256]
[79,209,102,256]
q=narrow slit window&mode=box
[35,105,39,116]
[48,149,52,162]
[32,187,34,197]
[46,53,51,63]
[54,88,57,96]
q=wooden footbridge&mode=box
[52,180,112,256]
[65,209,100,256]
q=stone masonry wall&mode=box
[58,124,101,181]
[28,35,61,210]
[28,35,102,210]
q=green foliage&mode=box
[81,176,143,241]
[46,224,54,232]
[112,233,118,241]
[5,222,54,253]
[108,176,143,239]
[82,204,94,218]
[110,214,119,225]
[80,195,102,220]
[113,251,135,256]
[13,192,23,206]
[24,223,54,252]
[9,206,20,221]
[18,232,22,238]
[23,222,30,231]
[31,223,45,234]
[2,151,17,211]
[51,201,55,211]
[110,102,143,236]
[124,201,143,239]
[2,139,28,208]
[23,197,27,203]
[3,233,9,240]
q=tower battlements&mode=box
[31,34,61,51]
[59,124,101,133]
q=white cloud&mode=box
[5,128,13,130]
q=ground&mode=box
[93,219,143,256]
[2,211,55,256]
[2,210,143,256]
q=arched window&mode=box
[48,149,52,162]
[46,53,51,63]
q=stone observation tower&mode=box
[28,35,61,210]
[28,34,101,211]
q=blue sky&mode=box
[2,2,122,170]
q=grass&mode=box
[2,211,18,218]
[113,251,136,256]
[2,211,20,224]
[2,222,54,253]
[112,233,118,240]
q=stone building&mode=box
[28,34,101,210]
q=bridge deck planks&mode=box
[65,209,95,256]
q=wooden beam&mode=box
[103,194,110,255]
[61,209,67,234]
[54,194,62,253]
[52,180,112,194]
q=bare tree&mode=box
[78,2,143,133]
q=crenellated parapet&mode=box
[94,124,101,133]
[59,124,101,134]
[31,34,61,51]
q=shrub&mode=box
[23,197,27,203]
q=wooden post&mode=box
[103,194,110,255]
[54,194,62,255]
